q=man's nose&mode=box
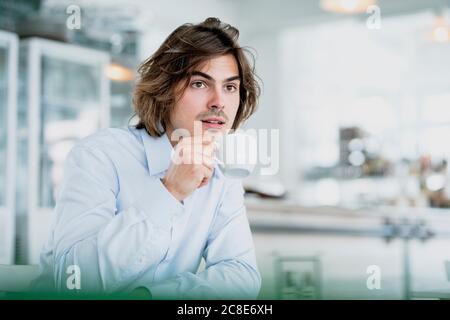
[208,86,225,111]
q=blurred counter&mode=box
[245,197,450,238]
[245,197,450,299]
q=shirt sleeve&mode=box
[144,179,261,300]
[50,145,184,293]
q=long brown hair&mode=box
[132,17,260,137]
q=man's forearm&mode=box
[139,259,261,300]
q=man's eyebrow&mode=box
[191,71,240,82]
[224,75,241,82]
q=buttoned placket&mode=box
[155,170,189,261]
[165,190,197,261]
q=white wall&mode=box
[138,0,238,61]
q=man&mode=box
[31,17,261,299]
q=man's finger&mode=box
[198,177,210,188]
[201,163,214,178]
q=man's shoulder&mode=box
[74,126,142,153]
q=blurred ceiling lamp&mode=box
[105,63,134,82]
[320,0,377,14]
[431,13,450,43]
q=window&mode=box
[281,11,450,208]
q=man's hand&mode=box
[162,133,216,201]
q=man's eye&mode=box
[226,84,238,92]
[191,81,206,89]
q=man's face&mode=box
[166,54,241,143]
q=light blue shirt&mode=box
[32,126,261,299]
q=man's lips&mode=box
[200,117,226,129]
[201,121,225,129]
[200,117,226,125]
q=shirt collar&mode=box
[139,128,223,179]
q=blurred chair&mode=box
[0,264,39,293]
[273,253,322,300]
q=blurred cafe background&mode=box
[1,0,450,299]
